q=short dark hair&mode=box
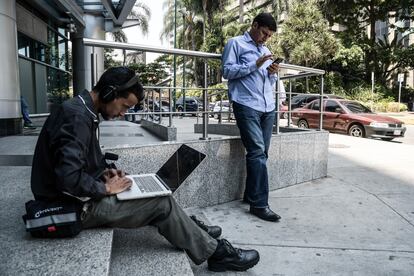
[93,66,144,102]
[253,13,277,32]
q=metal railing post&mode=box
[275,68,280,134]
[90,47,96,87]
[319,76,324,130]
[158,90,162,124]
[288,80,292,126]
[168,88,173,127]
[201,60,209,140]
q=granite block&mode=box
[109,228,193,276]
[296,132,315,184]
[214,140,245,204]
[141,119,177,141]
[111,130,328,209]
[112,144,180,175]
[194,123,240,136]
[267,135,281,191]
[0,167,113,276]
[279,133,299,188]
[313,131,329,179]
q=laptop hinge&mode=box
[155,174,172,191]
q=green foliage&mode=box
[324,72,346,96]
[278,0,338,67]
[320,0,414,84]
[104,48,122,69]
[128,62,169,85]
[208,83,228,101]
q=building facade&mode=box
[0,0,136,136]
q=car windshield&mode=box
[343,101,373,113]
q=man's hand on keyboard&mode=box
[104,173,132,195]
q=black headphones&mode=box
[99,75,139,103]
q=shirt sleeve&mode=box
[222,39,257,80]
[52,114,107,199]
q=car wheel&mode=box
[380,137,394,141]
[348,124,365,138]
[297,119,309,129]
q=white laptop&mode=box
[117,144,206,200]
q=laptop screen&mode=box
[156,144,206,191]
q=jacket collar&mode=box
[78,90,99,122]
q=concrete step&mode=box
[109,227,194,276]
[0,166,114,276]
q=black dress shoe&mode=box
[190,215,222,239]
[208,239,260,272]
[250,206,281,222]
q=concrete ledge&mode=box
[194,123,240,136]
[109,130,329,209]
[141,119,177,141]
[194,123,312,136]
[0,167,114,276]
[109,227,193,276]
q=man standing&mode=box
[31,67,260,272]
[222,13,281,222]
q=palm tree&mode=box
[108,1,151,65]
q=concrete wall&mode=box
[108,130,329,209]
[141,119,177,141]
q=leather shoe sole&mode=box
[250,206,281,222]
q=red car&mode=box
[291,99,407,141]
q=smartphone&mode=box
[271,57,283,64]
[267,57,283,68]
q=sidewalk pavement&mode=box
[190,133,414,275]
[1,119,413,275]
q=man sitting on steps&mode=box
[30,66,260,272]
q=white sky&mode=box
[122,0,167,63]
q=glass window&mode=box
[325,100,342,113]
[58,35,68,70]
[310,100,320,110]
[18,33,31,57]
[344,101,372,113]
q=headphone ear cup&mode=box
[100,85,117,103]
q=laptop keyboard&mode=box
[133,176,165,193]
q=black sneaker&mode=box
[208,239,260,272]
[23,123,36,129]
[190,215,222,239]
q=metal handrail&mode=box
[84,38,327,138]
[83,38,221,59]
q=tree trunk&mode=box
[239,0,244,23]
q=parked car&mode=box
[213,100,234,120]
[287,94,344,110]
[278,104,289,119]
[175,96,201,116]
[291,99,406,141]
[147,100,170,116]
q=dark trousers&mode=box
[82,195,217,264]
[232,102,275,208]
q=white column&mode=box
[72,13,105,94]
[0,0,20,121]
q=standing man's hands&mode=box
[103,169,132,194]
[256,54,273,68]
[267,62,280,74]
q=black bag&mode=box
[22,200,83,238]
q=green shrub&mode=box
[362,101,407,112]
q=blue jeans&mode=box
[233,102,275,208]
[20,96,32,124]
